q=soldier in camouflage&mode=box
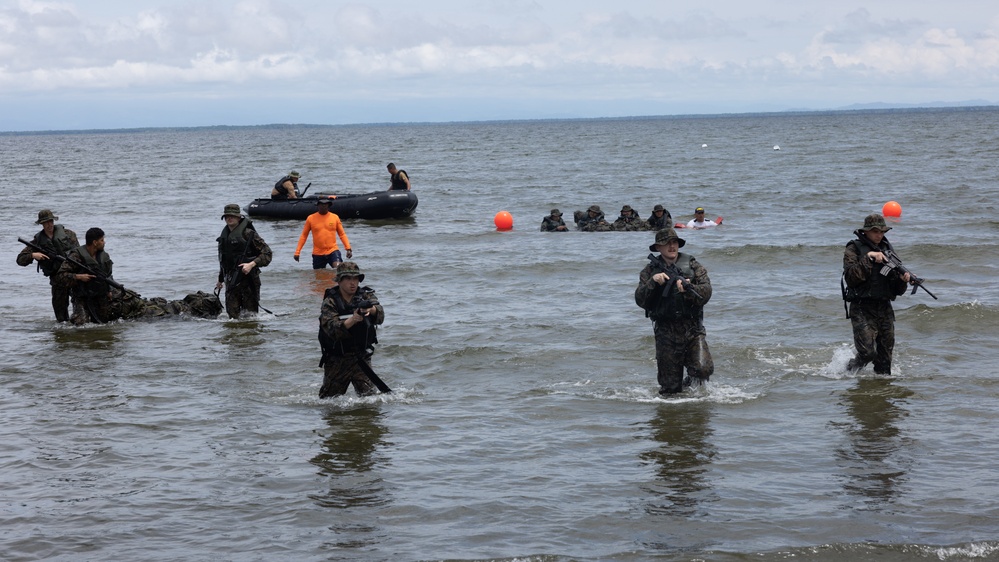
[17,209,79,322]
[215,203,273,319]
[318,262,387,397]
[843,213,911,374]
[646,204,673,230]
[57,227,116,325]
[612,205,649,231]
[110,290,223,321]
[574,205,612,231]
[635,228,714,395]
[540,209,568,232]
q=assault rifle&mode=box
[881,248,938,300]
[18,237,140,298]
[330,298,391,393]
[853,233,937,300]
[647,253,702,300]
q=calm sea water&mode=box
[2,109,999,562]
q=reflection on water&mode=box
[309,405,391,548]
[835,378,913,508]
[51,323,123,351]
[641,403,716,517]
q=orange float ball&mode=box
[494,211,513,230]
[882,201,902,217]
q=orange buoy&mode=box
[494,211,513,231]
[882,201,902,218]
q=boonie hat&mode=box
[653,204,665,212]
[289,171,301,179]
[550,209,562,216]
[621,205,633,214]
[649,227,686,251]
[335,261,365,282]
[587,205,602,214]
[221,203,242,219]
[317,198,333,206]
[694,207,705,213]
[860,213,891,232]
[36,209,58,224]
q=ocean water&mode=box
[2,108,999,561]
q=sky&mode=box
[1,0,997,131]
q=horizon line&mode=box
[3,103,997,136]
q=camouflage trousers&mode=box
[654,321,714,394]
[224,274,261,319]
[847,300,896,375]
[319,353,377,398]
[69,293,111,325]
[49,278,71,322]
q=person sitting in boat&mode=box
[612,205,648,231]
[387,163,410,191]
[646,204,673,230]
[272,171,301,200]
[540,209,568,232]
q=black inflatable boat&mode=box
[246,191,418,220]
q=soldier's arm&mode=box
[688,258,712,305]
[843,244,871,287]
[250,231,273,268]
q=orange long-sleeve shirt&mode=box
[295,212,350,256]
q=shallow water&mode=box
[2,108,999,561]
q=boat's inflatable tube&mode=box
[246,191,418,220]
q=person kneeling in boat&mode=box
[294,199,352,269]
[271,171,301,200]
[318,262,388,397]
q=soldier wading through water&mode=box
[635,228,714,395]
[318,262,390,397]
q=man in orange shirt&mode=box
[294,199,352,269]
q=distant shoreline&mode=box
[3,104,997,136]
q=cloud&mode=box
[0,0,996,128]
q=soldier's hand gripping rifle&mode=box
[647,253,702,300]
[881,249,938,300]
[19,237,141,298]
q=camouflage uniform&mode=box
[574,205,612,232]
[843,215,909,374]
[318,262,386,397]
[635,229,714,394]
[646,205,673,230]
[57,244,114,325]
[16,210,78,322]
[217,205,273,319]
[540,209,568,232]
[611,205,649,231]
[110,290,223,321]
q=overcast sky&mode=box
[1,0,997,131]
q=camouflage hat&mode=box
[860,213,891,232]
[221,203,242,219]
[289,171,301,179]
[587,205,602,214]
[550,208,562,216]
[36,209,58,224]
[621,205,633,214]
[649,227,686,251]
[653,204,665,212]
[335,261,365,282]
